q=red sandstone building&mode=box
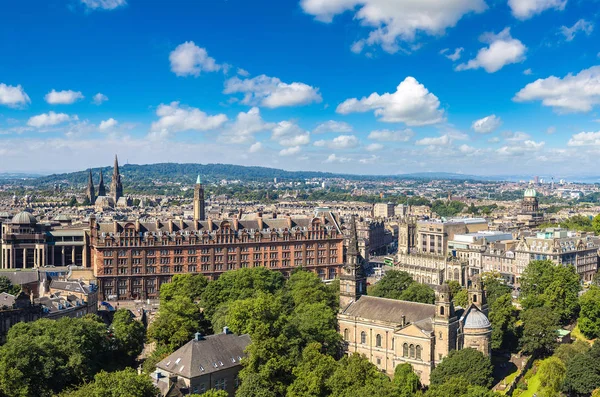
[89,212,344,301]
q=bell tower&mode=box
[193,175,205,221]
[468,275,488,315]
[433,284,458,363]
[339,216,367,310]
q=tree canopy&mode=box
[429,349,493,388]
[370,270,435,304]
[579,285,600,339]
[58,368,158,397]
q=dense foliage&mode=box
[58,368,158,397]
[0,276,20,296]
[429,348,494,388]
[579,285,600,339]
[370,270,435,304]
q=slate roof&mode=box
[156,333,251,379]
[341,295,436,326]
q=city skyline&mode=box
[1,0,600,175]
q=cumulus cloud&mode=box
[366,143,384,152]
[169,42,222,77]
[27,111,75,128]
[324,153,351,163]
[441,47,464,61]
[503,131,531,141]
[249,142,263,152]
[415,134,451,146]
[359,155,379,164]
[300,0,486,53]
[336,77,445,126]
[224,75,322,108]
[279,146,302,156]
[514,66,600,113]
[458,144,478,154]
[568,131,600,146]
[220,107,274,144]
[80,0,126,10]
[0,83,30,108]
[271,121,311,147]
[45,89,84,105]
[279,133,311,147]
[560,19,593,42]
[368,129,414,142]
[149,102,228,139]
[471,115,502,134]
[313,120,353,134]
[99,118,118,131]
[92,93,108,105]
[314,135,359,149]
[523,68,533,75]
[456,28,526,73]
[497,140,545,155]
[508,0,567,20]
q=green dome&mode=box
[524,187,537,198]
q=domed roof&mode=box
[11,211,37,225]
[463,307,491,329]
[0,211,11,218]
[524,187,537,198]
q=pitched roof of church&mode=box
[341,295,436,326]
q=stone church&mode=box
[338,216,492,385]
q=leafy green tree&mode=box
[392,363,421,397]
[200,267,285,319]
[429,348,493,388]
[579,285,600,339]
[110,309,145,366]
[58,368,158,397]
[481,273,512,307]
[326,353,395,397]
[68,196,78,207]
[520,306,559,355]
[593,214,600,235]
[563,342,600,396]
[141,343,171,374]
[284,270,337,311]
[190,391,228,397]
[400,282,435,304]
[453,288,469,308]
[519,260,580,324]
[0,276,20,296]
[160,273,208,302]
[370,270,414,300]
[424,377,499,397]
[554,340,590,365]
[488,293,517,351]
[287,343,337,397]
[537,356,566,397]
[445,280,462,297]
[290,302,341,356]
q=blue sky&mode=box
[1,0,600,176]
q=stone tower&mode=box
[193,175,205,221]
[398,217,417,254]
[86,169,95,204]
[110,155,123,202]
[97,169,106,197]
[468,275,488,316]
[433,284,459,364]
[339,215,367,310]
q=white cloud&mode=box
[456,28,526,73]
[366,143,384,152]
[415,134,451,146]
[508,0,567,20]
[313,120,353,134]
[237,68,250,77]
[524,68,533,75]
[279,146,302,156]
[149,102,228,139]
[314,134,359,149]
[220,107,274,144]
[487,137,500,143]
[249,142,263,152]
[0,83,30,108]
[560,19,593,42]
[441,47,464,61]
[300,0,486,53]
[503,131,531,141]
[45,89,84,105]
[169,42,222,77]
[514,66,600,113]
[271,121,311,147]
[92,93,108,105]
[471,115,502,134]
[368,129,415,142]
[324,153,351,163]
[497,140,545,155]
[279,133,311,147]
[80,0,126,10]
[568,131,600,146]
[359,155,379,164]
[224,75,322,108]
[336,77,445,126]
[99,118,118,131]
[27,111,75,128]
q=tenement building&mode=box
[89,210,344,300]
[338,216,491,385]
[396,217,488,286]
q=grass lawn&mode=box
[571,323,594,344]
[519,369,541,397]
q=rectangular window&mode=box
[146,266,156,274]
[161,266,170,273]
[188,265,197,273]
[174,265,183,273]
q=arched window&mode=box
[360,331,366,344]
[439,332,443,340]
[344,329,349,341]
[473,294,478,303]
[409,344,415,358]
[454,268,460,281]
[416,345,422,360]
[440,306,445,316]
[403,343,408,357]
[375,334,382,347]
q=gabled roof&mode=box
[341,295,435,326]
[156,333,250,379]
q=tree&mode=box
[425,377,498,397]
[190,391,227,397]
[159,273,208,303]
[284,270,337,311]
[430,348,493,388]
[563,342,600,396]
[520,306,559,355]
[287,343,337,397]
[370,270,414,300]
[110,309,145,366]
[326,353,395,397]
[290,302,342,356]
[453,288,468,308]
[537,356,566,397]
[68,196,78,207]
[481,273,512,307]
[400,283,435,304]
[488,293,517,351]
[0,276,20,296]
[393,363,421,397]
[519,260,580,324]
[593,214,600,235]
[58,368,158,397]
[579,286,600,339]
[554,340,590,365]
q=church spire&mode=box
[193,174,205,222]
[339,215,366,310]
[97,169,106,197]
[110,154,123,202]
[86,169,95,204]
[113,154,119,177]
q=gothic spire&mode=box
[86,169,95,204]
[97,169,106,197]
[347,215,359,257]
[113,154,120,177]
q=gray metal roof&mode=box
[462,306,491,329]
[341,295,436,326]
